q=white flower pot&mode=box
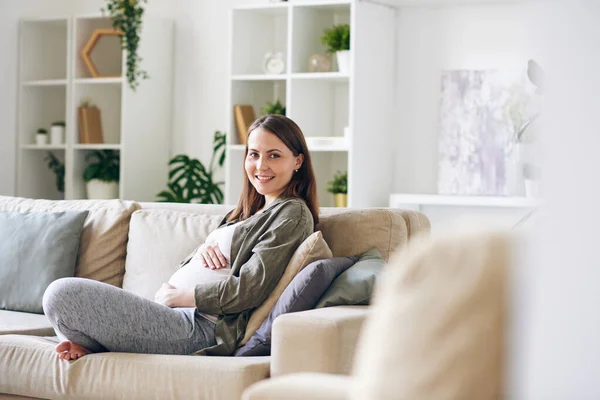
[525,179,541,198]
[336,50,350,74]
[86,179,119,199]
[50,126,64,145]
[35,134,48,146]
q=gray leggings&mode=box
[42,277,216,355]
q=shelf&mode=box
[291,1,352,10]
[233,3,289,13]
[21,144,66,150]
[305,137,349,151]
[73,144,121,150]
[367,0,526,6]
[22,79,67,86]
[74,77,122,85]
[291,72,349,82]
[389,194,540,208]
[232,74,287,81]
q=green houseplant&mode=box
[83,150,120,199]
[263,99,286,116]
[157,131,226,204]
[102,0,148,91]
[327,170,348,207]
[320,24,350,73]
[45,152,65,197]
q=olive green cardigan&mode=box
[185,196,313,356]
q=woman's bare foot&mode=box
[55,340,92,361]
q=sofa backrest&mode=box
[0,196,139,288]
[122,202,429,298]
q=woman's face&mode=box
[245,128,303,202]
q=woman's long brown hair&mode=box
[227,114,319,227]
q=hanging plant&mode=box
[101,0,149,91]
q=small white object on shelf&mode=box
[263,52,286,74]
[336,50,350,73]
[50,124,65,145]
[35,132,48,145]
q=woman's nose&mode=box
[256,156,268,171]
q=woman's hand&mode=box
[154,283,195,308]
[195,243,228,270]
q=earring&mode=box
[295,169,298,173]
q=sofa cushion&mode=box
[240,231,333,346]
[0,310,54,336]
[123,209,225,300]
[351,231,509,400]
[237,255,359,357]
[317,209,410,262]
[315,248,385,309]
[0,210,88,314]
[0,196,139,288]
[0,334,270,400]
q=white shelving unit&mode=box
[16,14,173,202]
[226,0,395,207]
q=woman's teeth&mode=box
[256,176,274,182]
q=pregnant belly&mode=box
[168,259,231,289]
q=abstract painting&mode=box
[437,69,536,196]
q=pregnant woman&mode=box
[43,114,319,360]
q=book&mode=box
[234,105,256,145]
[78,105,104,144]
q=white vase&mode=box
[506,142,525,196]
[86,180,119,199]
[336,50,350,74]
[525,179,541,198]
[50,126,64,145]
[36,134,48,146]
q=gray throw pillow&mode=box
[315,248,385,308]
[236,255,359,357]
[0,210,89,314]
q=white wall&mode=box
[511,1,600,397]
[0,0,256,197]
[393,3,545,194]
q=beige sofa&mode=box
[242,230,509,400]
[0,196,429,400]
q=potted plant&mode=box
[36,128,48,145]
[44,152,65,199]
[320,23,350,73]
[101,0,148,91]
[83,150,120,199]
[263,99,286,116]
[157,131,226,204]
[327,170,348,207]
[50,121,65,145]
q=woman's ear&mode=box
[295,154,304,170]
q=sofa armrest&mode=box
[242,373,351,400]
[270,305,369,377]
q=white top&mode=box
[168,222,239,323]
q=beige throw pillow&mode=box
[351,230,510,400]
[0,196,139,287]
[240,231,333,345]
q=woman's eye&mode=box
[248,152,259,158]
[270,154,280,159]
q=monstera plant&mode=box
[157,131,226,204]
